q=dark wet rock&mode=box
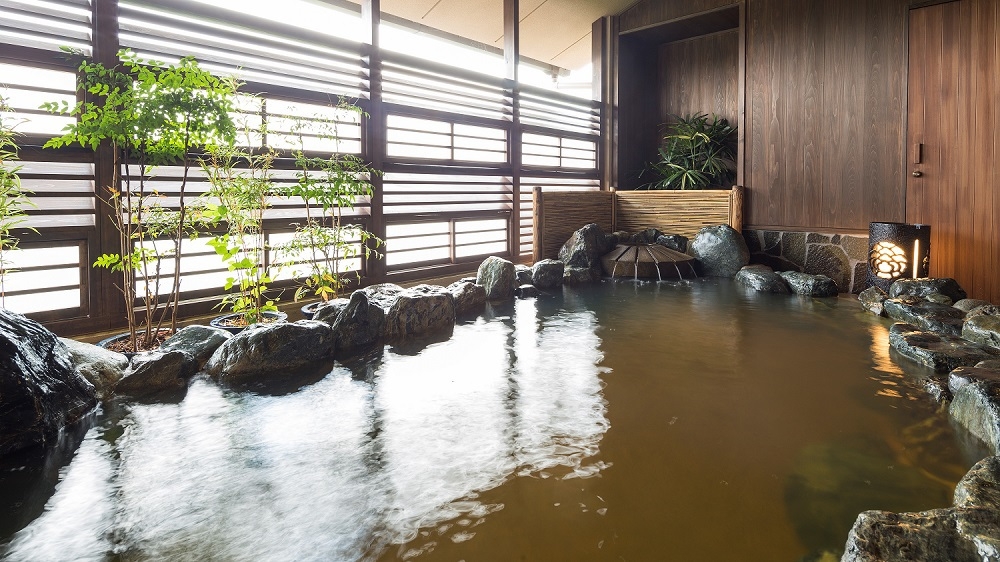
[384,284,456,339]
[783,232,807,267]
[655,234,688,253]
[628,228,662,245]
[735,264,791,294]
[841,507,1000,562]
[359,283,406,311]
[564,266,600,285]
[859,286,889,316]
[205,320,336,385]
[925,293,954,306]
[690,224,750,278]
[158,325,232,368]
[531,259,564,289]
[807,233,831,244]
[964,315,1000,349]
[516,284,540,298]
[330,290,386,352]
[779,271,839,297]
[950,380,1000,455]
[883,298,965,337]
[956,299,992,314]
[0,310,96,456]
[967,305,1000,321]
[954,456,1000,508]
[116,350,196,399]
[60,338,128,401]
[978,360,1000,370]
[889,278,968,304]
[448,281,487,317]
[558,223,612,270]
[949,365,1000,396]
[514,264,533,286]
[888,322,1000,373]
[311,298,350,325]
[924,377,952,403]
[459,276,478,285]
[477,256,516,301]
[841,235,869,262]
[804,244,850,292]
[850,263,868,294]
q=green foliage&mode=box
[42,49,239,349]
[201,129,280,325]
[274,105,383,302]
[643,113,736,190]
[0,95,36,306]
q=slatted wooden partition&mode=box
[533,186,744,260]
[532,188,614,260]
[616,187,743,238]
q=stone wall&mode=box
[743,230,869,294]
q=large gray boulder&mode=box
[514,264,533,286]
[735,264,791,294]
[956,299,992,314]
[330,290,385,352]
[889,278,968,303]
[384,284,456,339]
[158,325,232,368]
[359,283,406,311]
[477,256,516,301]
[447,281,487,317]
[531,259,564,289]
[859,286,889,316]
[116,350,197,399]
[563,266,600,285]
[311,298,350,324]
[779,271,839,297]
[558,223,612,270]
[883,297,965,337]
[889,322,1000,373]
[516,284,540,298]
[841,508,1000,562]
[967,305,1000,321]
[60,337,129,401]
[205,320,336,385]
[954,456,1000,508]
[690,224,750,278]
[964,315,1000,349]
[0,310,97,455]
[950,380,1000,455]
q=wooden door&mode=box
[907,0,1000,301]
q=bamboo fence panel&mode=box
[615,187,743,239]
[533,188,614,260]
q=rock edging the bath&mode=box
[0,310,97,456]
[205,320,336,386]
[734,264,790,294]
[691,224,750,278]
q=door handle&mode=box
[912,170,923,177]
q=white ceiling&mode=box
[379,0,636,70]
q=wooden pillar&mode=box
[362,0,386,282]
[92,0,122,328]
[504,0,521,261]
[593,16,618,191]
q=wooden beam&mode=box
[362,0,386,282]
[504,0,521,260]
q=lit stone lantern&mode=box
[867,222,931,292]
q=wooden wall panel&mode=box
[620,0,738,33]
[658,30,739,127]
[617,35,660,190]
[743,0,909,231]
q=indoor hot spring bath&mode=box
[0,280,982,561]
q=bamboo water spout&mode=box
[600,244,698,280]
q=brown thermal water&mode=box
[0,279,984,561]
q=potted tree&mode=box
[43,50,238,351]
[201,120,287,333]
[0,95,36,307]
[643,113,736,190]
[276,106,383,319]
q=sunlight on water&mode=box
[0,280,981,562]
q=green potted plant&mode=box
[276,107,383,319]
[43,50,238,351]
[201,121,287,333]
[0,95,36,308]
[643,113,736,190]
